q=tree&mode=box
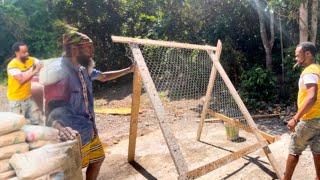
[295,0,318,44]
[253,0,275,71]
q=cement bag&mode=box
[8,177,19,180]
[0,170,15,179]
[0,131,26,148]
[39,58,65,86]
[0,159,12,173]
[0,112,26,135]
[22,125,59,142]
[0,143,29,160]
[9,143,69,179]
[29,140,58,150]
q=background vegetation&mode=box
[0,0,318,111]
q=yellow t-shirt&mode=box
[7,57,36,101]
[298,64,320,120]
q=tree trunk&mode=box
[299,1,309,43]
[254,0,274,71]
[311,0,318,44]
[266,48,272,70]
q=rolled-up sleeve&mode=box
[90,69,102,81]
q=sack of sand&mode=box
[9,141,81,179]
[0,112,26,136]
[0,131,26,148]
[0,159,12,173]
[0,143,29,160]
[22,125,59,142]
[0,170,16,179]
[29,140,59,150]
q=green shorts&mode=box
[9,98,42,125]
[289,118,320,155]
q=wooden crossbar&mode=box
[112,36,217,51]
[207,110,277,144]
[185,142,263,179]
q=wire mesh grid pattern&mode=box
[127,45,246,125]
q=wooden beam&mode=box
[185,142,263,179]
[196,118,223,123]
[130,44,189,176]
[128,67,142,162]
[208,110,253,133]
[112,36,217,51]
[206,51,283,179]
[234,113,282,120]
[197,40,222,141]
[207,110,277,144]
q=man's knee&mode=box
[9,101,22,114]
[89,159,104,168]
[26,99,43,125]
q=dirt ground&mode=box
[0,84,316,179]
[93,83,315,180]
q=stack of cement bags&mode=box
[9,140,83,180]
[0,112,29,179]
[0,112,83,179]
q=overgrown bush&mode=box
[239,66,277,110]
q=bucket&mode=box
[224,121,239,141]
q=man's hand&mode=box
[58,127,78,141]
[52,121,78,141]
[287,117,298,132]
[129,63,135,73]
[33,62,43,74]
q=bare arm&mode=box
[11,63,43,84]
[288,83,317,131]
[96,65,134,82]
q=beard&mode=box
[20,55,29,62]
[76,54,91,68]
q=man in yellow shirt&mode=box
[284,42,320,180]
[7,42,43,125]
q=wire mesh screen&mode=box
[210,74,243,119]
[127,44,255,144]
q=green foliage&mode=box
[240,66,278,110]
[0,0,307,109]
[281,46,301,103]
[0,0,67,61]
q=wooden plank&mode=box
[234,113,282,120]
[206,51,283,179]
[185,142,263,179]
[130,44,189,176]
[128,67,142,162]
[196,118,223,123]
[112,36,217,51]
[258,129,280,144]
[207,110,277,144]
[197,40,222,141]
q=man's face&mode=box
[73,43,94,68]
[295,47,306,67]
[16,45,29,62]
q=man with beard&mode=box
[47,31,133,180]
[284,42,320,180]
[6,42,43,124]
